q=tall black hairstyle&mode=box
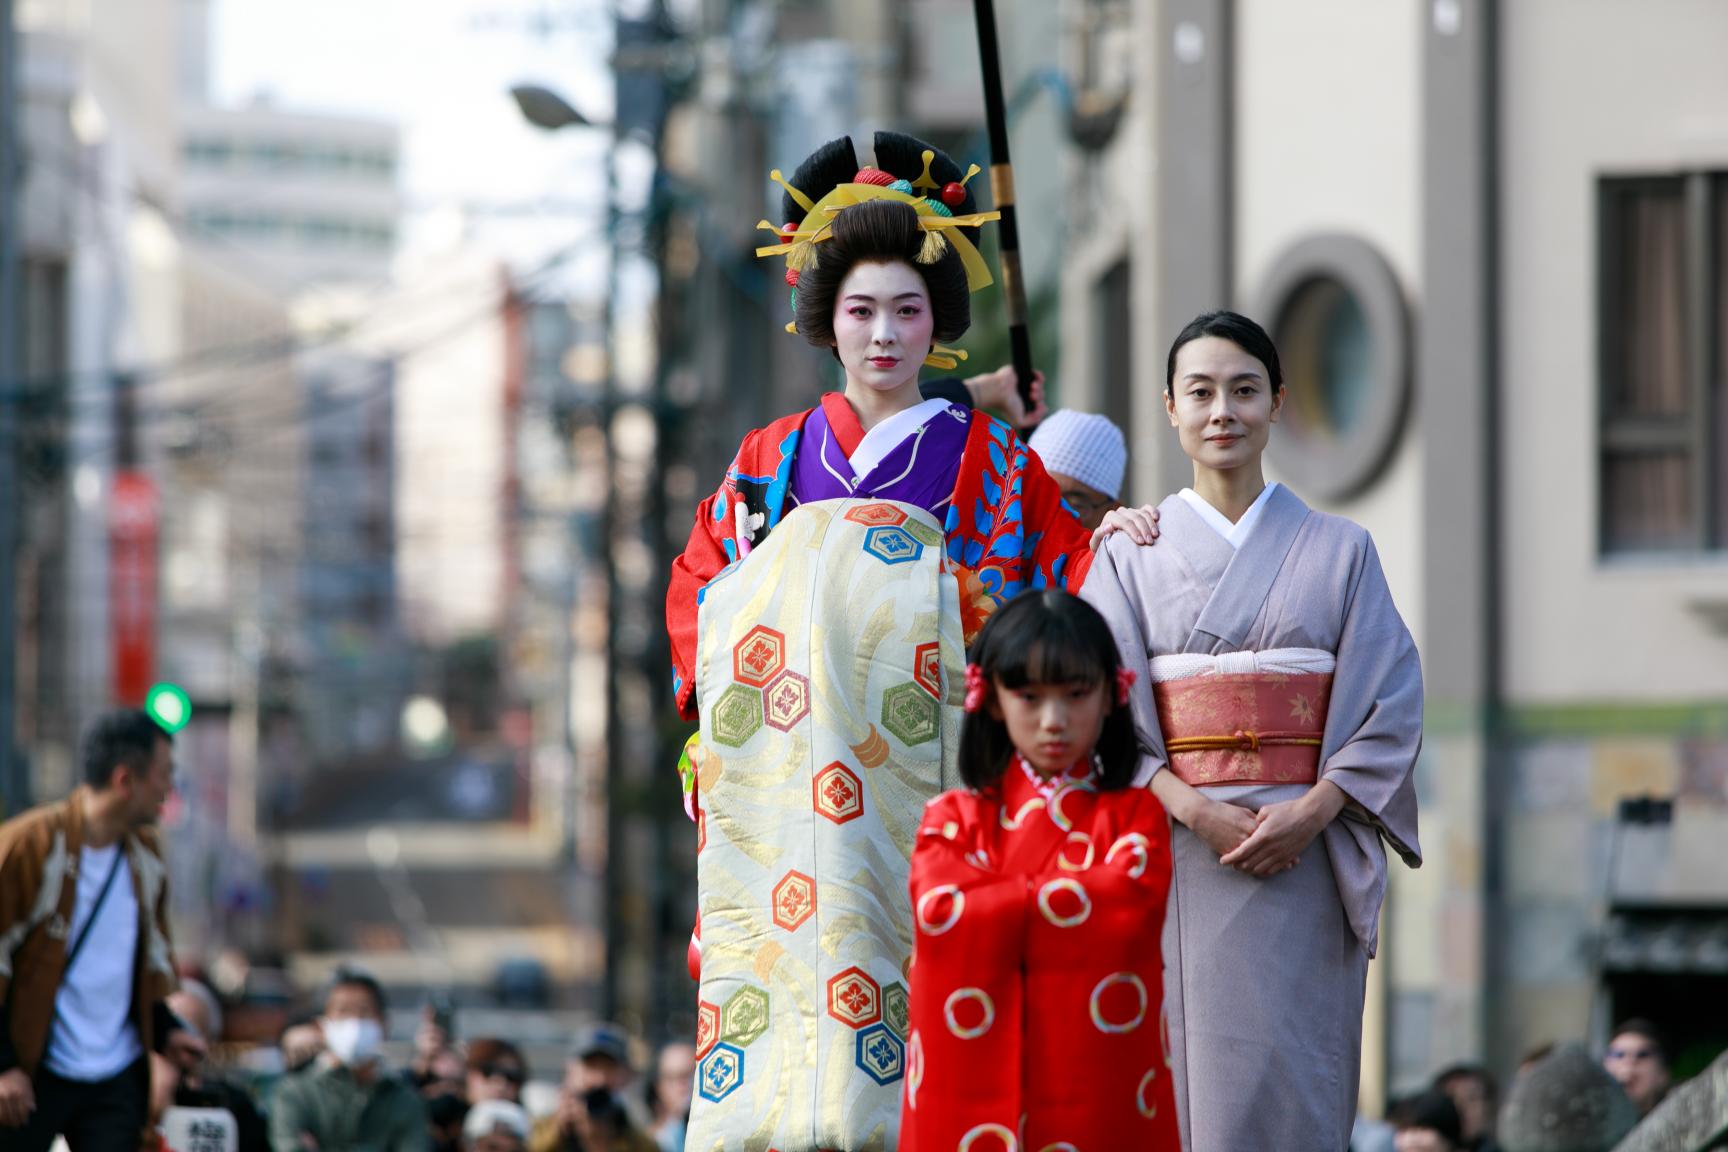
[81,707,172,789]
[326,966,388,1018]
[785,132,978,352]
[958,590,1138,793]
[1164,309,1285,396]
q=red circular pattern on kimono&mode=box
[1036,878,1091,928]
[1056,831,1094,872]
[916,885,964,936]
[901,773,1179,1150]
[943,988,995,1039]
[905,1029,925,1109]
[1105,832,1152,878]
[957,1124,1016,1152]
[1137,1068,1161,1118]
[1089,973,1148,1035]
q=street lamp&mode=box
[512,79,626,1019]
[509,84,599,132]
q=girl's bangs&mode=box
[993,616,1109,690]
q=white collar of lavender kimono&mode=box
[1184,484,1311,653]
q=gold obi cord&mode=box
[1153,671,1333,788]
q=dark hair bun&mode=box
[782,136,860,230]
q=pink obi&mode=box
[1152,672,1332,787]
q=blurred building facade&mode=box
[9,0,184,807]
[178,101,399,299]
[1056,0,1728,1099]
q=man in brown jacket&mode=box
[0,708,182,1150]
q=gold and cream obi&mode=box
[1150,648,1335,788]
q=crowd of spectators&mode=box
[1355,1016,1707,1152]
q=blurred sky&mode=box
[212,0,616,277]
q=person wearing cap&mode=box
[1027,408,1129,531]
[529,1025,654,1152]
[464,1099,531,1152]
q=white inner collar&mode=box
[1178,482,1281,550]
[847,397,952,480]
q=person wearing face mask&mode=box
[269,969,428,1152]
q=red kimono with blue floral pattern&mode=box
[667,396,1093,720]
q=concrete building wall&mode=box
[384,254,514,645]
[1500,0,1728,704]
[1232,0,1425,639]
[1495,0,1728,1071]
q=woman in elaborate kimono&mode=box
[902,591,1181,1151]
[1081,310,1423,1150]
[665,133,1151,1152]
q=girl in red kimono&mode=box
[902,590,1180,1151]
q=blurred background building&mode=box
[1054,0,1728,1098]
[2,0,1724,1102]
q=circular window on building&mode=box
[1256,235,1411,502]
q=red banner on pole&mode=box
[111,471,159,706]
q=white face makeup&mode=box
[831,260,933,402]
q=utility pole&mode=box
[1,0,26,815]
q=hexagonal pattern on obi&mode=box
[697,1042,744,1103]
[763,670,811,732]
[854,1023,904,1086]
[881,682,940,745]
[720,985,770,1048]
[843,502,908,528]
[812,762,865,825]
[881,982,910,1040]
[710,684,764,748]
[695,999,720,1058]
[862,525,924,566]
[771,870,816,932]
[732,625,786,686]
[912,642,942,700]
[827,966,882,1028]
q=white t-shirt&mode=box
[1178,482,1282,550]
[46,843,143,1081]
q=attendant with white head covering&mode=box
[1028,409,1128,531]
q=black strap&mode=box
[62,847,126,976]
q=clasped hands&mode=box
[1188,780,1347,878]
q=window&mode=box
[1254,235,1411,502]
[1599,175,1728,553]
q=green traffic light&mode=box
[146,683,192,734]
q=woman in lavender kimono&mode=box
[1081,310,1423,1151]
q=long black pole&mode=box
[971,0,1034,409]
[0,0,24,816]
